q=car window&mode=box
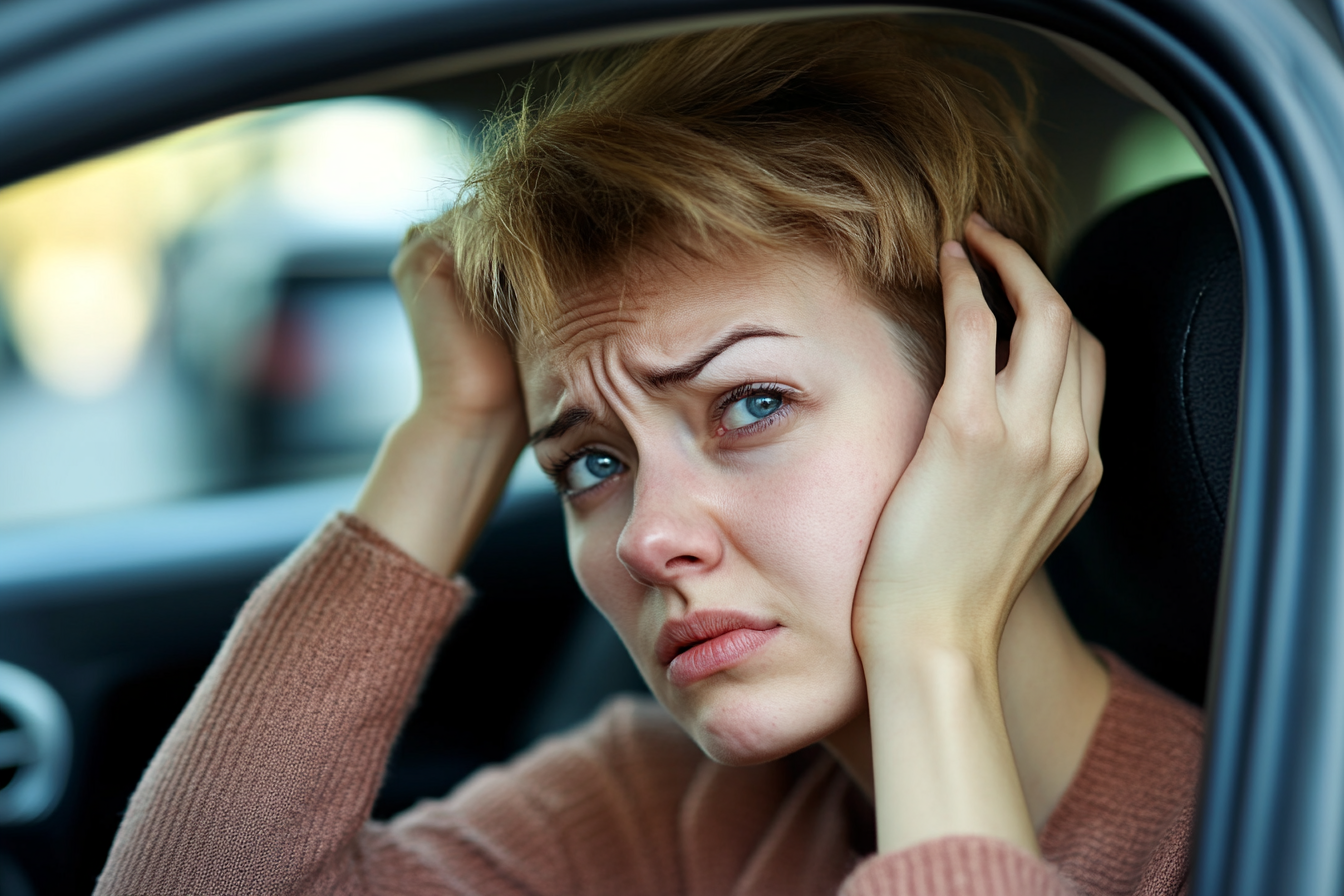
[0,98,472,528]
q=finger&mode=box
[937,240,998,410]
[396,238,453,294]
[1050,319,1084,448]
[1078,322,1105,454]
[1045,322,1106,558]
[965,215,1072,417]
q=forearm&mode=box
[354,407,526,576]
[865,638,1037,856]
[96,515,468,895]
[99,412,522,893]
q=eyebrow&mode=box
[528,406,593,447]
[527,325,795,446]
[641,326,795,390]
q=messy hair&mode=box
[433,17,1055,392]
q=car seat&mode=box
[1047,175,1242,706]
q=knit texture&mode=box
[95,513,1203,896]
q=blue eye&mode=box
[722,392,784,430]
[562,451,624,494]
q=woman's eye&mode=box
[562,452,624,494]
[722,392,785,430]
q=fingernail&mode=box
[943,240,967,259]
[971,212,996,232]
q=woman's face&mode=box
[521,246,932,765]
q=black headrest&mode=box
[1045,176,1241,705]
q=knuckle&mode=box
[941,404,1003,448]
[950,303,997,339]
[1037,294,1073,335]
[1014,434,1052,472]
[1054,434,1091,479]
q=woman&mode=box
[96,18,1202,895]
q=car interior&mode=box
[0,12,1236,895]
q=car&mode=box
[0,2,1341,894]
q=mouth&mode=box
[656,610,781,688]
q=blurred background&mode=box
[0,97,473,528]
[0,76,1206,531]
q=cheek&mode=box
[729,434,900,608]
[723,384,930,625]
[566,500,641,633]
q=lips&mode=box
[656,610,781,687]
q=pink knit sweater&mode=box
[95,513,1203,896]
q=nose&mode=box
[616,464,724,587]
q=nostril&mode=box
[666,555,700,568]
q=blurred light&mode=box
[9,245,157,398]
[0,96,468,525]
[0,110,272,400]
[271,99,464,225]
[1097,110,1208,211]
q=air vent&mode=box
[0,662,71,824]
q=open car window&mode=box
[0,9,1276,895]
[0,98,476,528]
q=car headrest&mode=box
[1045,176,1241,705]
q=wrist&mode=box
[864,639,1034,855]
[860,635,998,696]
[354,407,526,576]
[853,602,1000,679]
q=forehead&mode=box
[519,246,860,404]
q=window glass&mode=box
[0,98,470,528]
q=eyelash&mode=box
[544,382,796,498]
[713,382,795,438]
[542,447,606,496]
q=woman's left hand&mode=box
[853,213,1104,665]
[854,214,1104,856]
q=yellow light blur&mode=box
[0,112,269,398]
[9,245,156,398]
[0,100,461,400]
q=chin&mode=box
[678,683,863,766]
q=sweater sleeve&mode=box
[352,696,705,896]
[839,838,1078,896]
[94,513,473,895]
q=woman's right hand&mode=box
[353,228,528,576]
[392,227,523,425]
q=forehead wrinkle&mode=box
[594,333,655,424]
[549,277,643,346]
[552,332,673,450]
[528,311,668,451]
[559,342,639,435]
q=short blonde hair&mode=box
[434,17,1054,391]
